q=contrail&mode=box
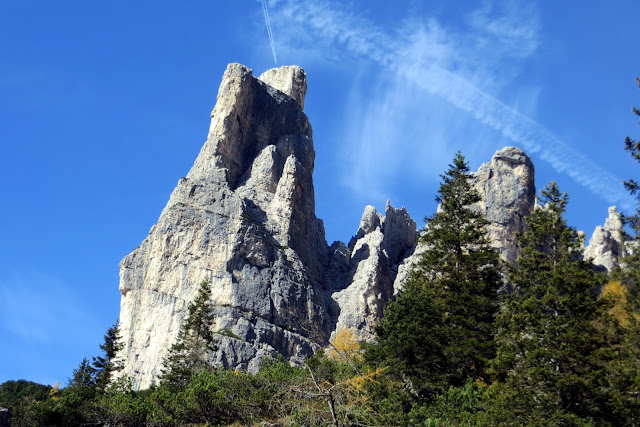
[272,0,634,210]
[261,0,278,64]
[404,65,633,210]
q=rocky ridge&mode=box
[116,63,624,389]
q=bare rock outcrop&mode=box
[471,146,536,265]
[117,64,330,389]
[329,203,417,342]
[584,206,626,272]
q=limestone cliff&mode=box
[117,64,330,389]
[328,203,417,342]
[471,146,536,265]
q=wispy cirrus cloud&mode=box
[268,0,633,209]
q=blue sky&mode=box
[1,0,639,386]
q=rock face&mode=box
[584,206,626,272]
[117,64,330,389]
[329,203,417,342]
[471,146,536,265]
[116,63,421,389]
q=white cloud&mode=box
[269,0,633,210]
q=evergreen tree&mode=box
[91,321,123,391]
[603,77,640,424]
[68,357,97,389]
[617,77,640,303]
[488,182,610,424]
[161,279,218,390]
[622,77,640,213]
[367,152,501,398]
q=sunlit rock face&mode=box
[117,63,330,390]
[471,146,536,265]
[584,206,626,272]
[328,202,418,342]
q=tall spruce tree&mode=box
[161,279,218,390]
[367,152,501,398]
[91,322,123,391]
[488,182,610,424]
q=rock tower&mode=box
[116,64,548,389]
[117,64,331,389]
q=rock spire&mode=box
[584,206,626,272]
[117,64,328,389]
[115,63,621,390]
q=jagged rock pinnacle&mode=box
[116,63,325,389]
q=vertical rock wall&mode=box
[471,146,536,265]
[117,64,330,389]
[328,203,417,342]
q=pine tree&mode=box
[367,152,501,398]
[161,279,218,390]
[488,182,610,424]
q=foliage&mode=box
[328,328,361,362]
[489,182,610,424]
[600,80,640,425]
[149,368,272,425]
[68,357,97,390]
[90,377,153,427]
[92,321,123,392]
[601,280,635,327]
[425,380,487,425]
[368,151,501,398]
[0,379,50,412]
[0,379,51,426]
[160,279,218,391]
